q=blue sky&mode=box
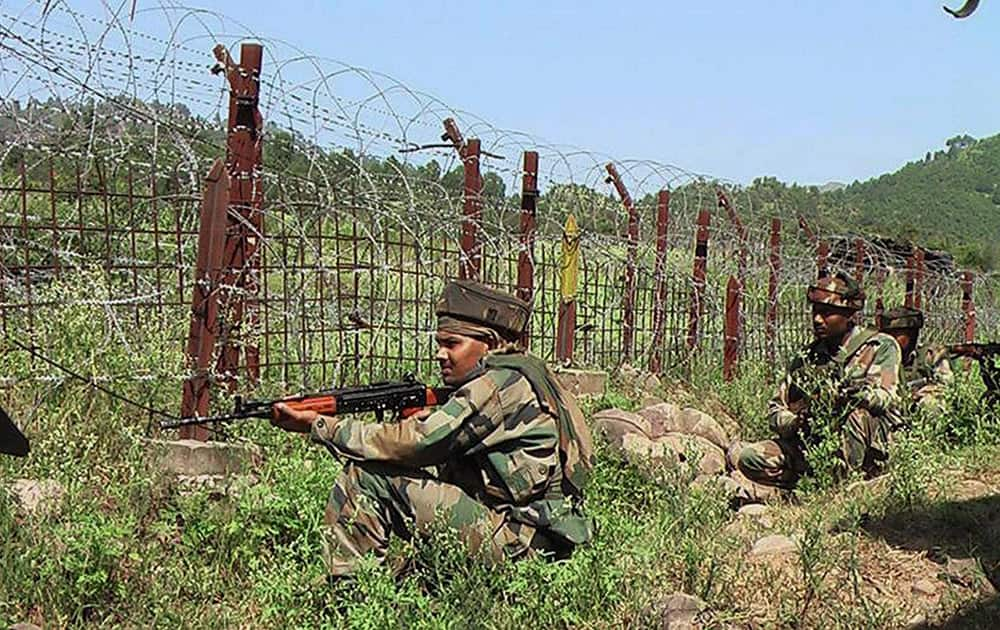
[43,1,1000,185]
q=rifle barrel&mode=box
[158,408,270,430]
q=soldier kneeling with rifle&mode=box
[271,280,595,578]
[734,273,902,491]
[877,306,953,415]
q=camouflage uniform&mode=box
[310,282,595,577]
[737,275,902,489]
[903,345,954,413]
[878,307,953,414]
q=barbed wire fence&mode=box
[1,0,997,432]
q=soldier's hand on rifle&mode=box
[271,403,318,433]
[408,408,432,420]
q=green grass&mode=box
[5,275,1000,628]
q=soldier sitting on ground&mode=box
[271,280,595,578]
[877,306,953,416]
[735,272,903,491]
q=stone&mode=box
[738,504,769,518]
[710,409,742,443]
[736,503,773,529]
[750,534,797,557]
[554,369,607,398]
[8,479,66,516]
[911,579,938,597]
[658,433,726,475]
[622,433,680,469]
[638,402,682,437]
[903,614,926,630]
[145,438,261,477]
[641,394,666,409]
[638,404,728,448]
[176,474,228,498]
[642,373,663,392]
[675,408,729,450]
[619,363,641,380]
[693,474,738,493]
[593,409,653,451]
[648,591,705,630]
[11,623,43,630]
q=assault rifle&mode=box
[947,342,1000,399]
[0,406,29,457]
[159,375,454,430]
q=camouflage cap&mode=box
[878,306,924,331]
[807,272,865,311]
[436,280,531,342]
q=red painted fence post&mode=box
[213,42,264,389]
[914,247,925,310]
[516,151,538,348]
[817,241,830,278]
[442,118,483,282]
[649,190,670,374]
[604,163,638,363]
[724,276,740,381]
[180,160,228,441]
[717,190,747,285]
[854,237,865,284]
[717,190,746,368]
[961,271,975,342]
[905,255,915,308]
[460,138,483,281]
[766,217,781,368]
[687,210,710,350]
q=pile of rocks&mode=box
[593,401,778,503]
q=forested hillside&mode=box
[4,101,997,268]
[745,133,1000,269]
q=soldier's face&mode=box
[892,329,918,357]
[435,331,491,385]
[811,303,854,341]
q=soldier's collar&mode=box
[450,361,488,388]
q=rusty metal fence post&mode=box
[649,189,670,374]
[905,255,916,308]
[817,241,830,278]
[766,217,781,368]
[962,271,975,342]
[723,276,740,381]
[853,237,865,283]
[604,163,638,363]
[717,190,746,367]
[180,160,228,441]
[717,191,747,285]
[213,42,264,388]
[914,247,925,310]
[687,209,710,349]
[517,151,538,348]
[443,118,483,281]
